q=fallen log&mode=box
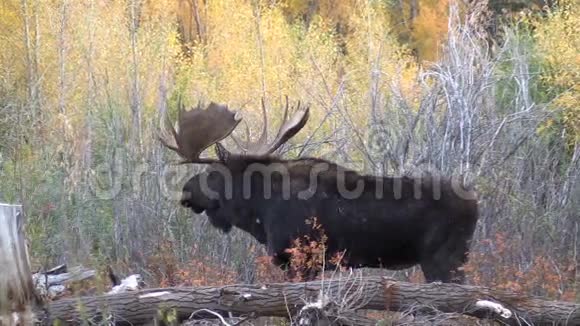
[33,265,96,287]
[39,275,580,325]
[33,265,97,299]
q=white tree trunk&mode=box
[0,203,36,325]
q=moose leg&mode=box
[269,249,320,281]
[421,251,469,283]
[271,252,291,270]
[264,229,296,280]
[421,259,455,283]
[274,252,321,282]
[421,235,470,283]
[267,241,320,281]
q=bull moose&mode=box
[159,98,479,283]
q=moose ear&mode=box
[215,142,231,162]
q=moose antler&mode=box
[159,100,242,163]
[232,96,310,156]
[160,97,309,163]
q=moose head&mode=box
[159,97,310,240]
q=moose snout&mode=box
[180,191,192,207]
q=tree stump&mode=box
[0,203,36,325]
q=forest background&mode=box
[0,0,578,302]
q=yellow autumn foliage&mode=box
[172,0,419,153]
[174,0,341,142]
[343,0,419,123]
[0,0,182,172]
[411,0,450,62]
[533,0,580,144]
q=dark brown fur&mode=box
[181,155,479,283]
